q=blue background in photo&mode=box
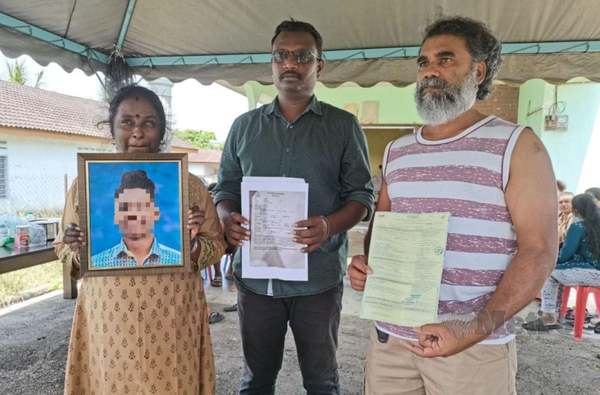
[87,161,182,255]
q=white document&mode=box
[360,212,450,327]
[241,176,309,281]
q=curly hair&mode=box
[422,17,502,100]
[572,193,600,259]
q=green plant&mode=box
[5,60,45,87]
[175,129,224,150]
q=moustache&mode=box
[280,72,302,81]
[417,77,449,93]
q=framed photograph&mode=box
[78,153,190,276]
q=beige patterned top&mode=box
[55,173,225,395]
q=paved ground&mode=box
[2,230,600,394]
[1,271,600,394]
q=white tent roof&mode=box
[1,0,600,86]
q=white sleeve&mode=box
[502,126,526,191]
[381,140,395,180]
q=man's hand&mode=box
[63,223,85,253]
[294,216,329,253]
[402,319,485,358]
[347,255,372,291]
[188,205,205,240]
[222,212,250,248]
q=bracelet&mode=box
[320,215,330,239]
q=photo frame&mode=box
[78,153,190,276]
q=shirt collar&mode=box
[115,237,160,259]
[265,95,323,117]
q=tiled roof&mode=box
[0,81,191,150]
[188,149,222,164]
[0,80,110,138]
[170,136,197,150]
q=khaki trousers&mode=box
[364,327,517,395]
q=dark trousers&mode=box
[237,282,343,395]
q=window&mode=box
[0,156,7,198]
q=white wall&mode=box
[188,163,219,185]
[518,80,600,193]
[0,131,113,213]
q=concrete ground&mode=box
[1,274,600,395]
[1,228,600,394]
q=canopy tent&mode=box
[1,0,600,88]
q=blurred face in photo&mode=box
[114,188,160,241]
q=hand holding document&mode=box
[360,212,450,327]
[241,177,309,281]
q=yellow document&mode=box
[360,212,450,327]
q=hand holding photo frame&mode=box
[78,153,191,276]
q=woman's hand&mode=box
[63,223,85,253]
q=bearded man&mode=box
[348,17,558,395]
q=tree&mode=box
[175,129,223,150]
[5,60,44,87]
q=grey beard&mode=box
[415,72,479,125]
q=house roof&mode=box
[170,136,197,150]
[188,149,222,164]
[0,80,110,138]
[0,80,191,149]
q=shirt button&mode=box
[289,124,294,129]
[282,174,286,177]
[285,148,290,153]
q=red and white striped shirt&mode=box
[376,115,524,345]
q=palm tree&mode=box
[5,60,44,87]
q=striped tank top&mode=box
[376,115,524,345]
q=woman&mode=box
[55,85,226,394]
[524,193,600,330]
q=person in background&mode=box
[558,191,574,245]
[585,187,600,207]
[207,182,225,287]
[524,193,600,330]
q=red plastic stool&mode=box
[559,286,600,341]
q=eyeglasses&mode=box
[271,49,320,64]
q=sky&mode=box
[0,50,248,143]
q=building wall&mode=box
[364,129,413,173]
[244,81,519,125]
[473,84,519,123]
[188,163,219,185]
[0,127,113,213]
[243,79,600,193]
[518,79,600,192]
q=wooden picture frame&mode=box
[78,153,190,276]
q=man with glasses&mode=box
[213,19,373,395]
